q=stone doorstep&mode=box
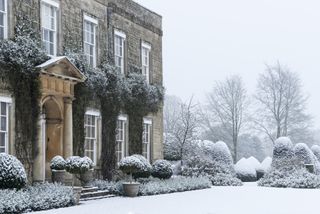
[80,189,113,199]
[80,194,116,202]
[81,186,99,194]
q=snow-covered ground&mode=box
[34,183,320,214]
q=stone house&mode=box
[0,0,163,182]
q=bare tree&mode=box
[204,75,248,161]
[254,62,313,144]
[164,95,198,164]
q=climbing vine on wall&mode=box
[0,16,48,177]
[67,50,164,180]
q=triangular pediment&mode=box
[36,56,86,82]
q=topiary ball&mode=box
[151,160,173,179]
[131,154,152,179]
[119,156,145,175]
[0,153,27,189]
[50,156,66,170]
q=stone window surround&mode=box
[141,41,151,84]
[83,14,98,68]
[0,96,11,154]
[84,109,100,164]
[114,29,126,74]
[116,114,128,163]
[40,0,59,57]
[143,117,152,161]
[0,0,8,40]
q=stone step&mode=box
[80,190,112,199]
[80,194,116,202]
[81,187,99,194]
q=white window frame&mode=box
[141,42,151,84]
[41,0,59,56]
[142,118,152,161]
[84,110,100,164]
[114,30,126,74]
[83,14,97,68]
[0,96,11,154]
[0,0,8,40]
[116,114,127,163]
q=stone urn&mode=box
[122,182,140,197]
[72,186,83,205]
[51,169,66,184]
[80,168,94,187]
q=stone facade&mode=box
[3,0,163,181]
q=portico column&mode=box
[33,113,46,183]
[63,97,73,159]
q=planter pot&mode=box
[51,169,66,184]
[80,169,94,187]
[73,186,83,205]
[122,182,140,197]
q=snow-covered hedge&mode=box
[209,173,243,186]
[50,156,66,170]
[259,137,320,188]
[0,153,27,189]
[89,179,123,195]
[65,156,93,174]
[260,157,272,173]
[138,176,211,196]
[131,154,152,179]
[235,158,257,182]
[259,167,320,188]
[311,145,320,161]
[294,143,314,165]
[182,141,242,186]
[0,183,74,213]
[151,160,173,179]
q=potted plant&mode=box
[119,155,145,197]
[65,156,84,204]
[79,156,94,187]
[50,156,67,184]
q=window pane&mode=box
[0,103,4,116]
[0,132,5,147]
[1,117,6,131]
[0,27,3,40]
[0,0,5,12]
[0,13,3,26]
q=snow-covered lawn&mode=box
[33,183,320,214]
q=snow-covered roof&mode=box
[36,56,86,82]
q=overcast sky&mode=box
[135,0,320,128]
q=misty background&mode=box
[134,0,320,160]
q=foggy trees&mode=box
[254,63,313,144]
[163,95,198,162]
[204,75,248,161]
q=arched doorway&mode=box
[42,96,63,181]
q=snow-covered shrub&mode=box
[164,134,182,161]
[259,137,320,188]
[151,160,173,179]
[50,156,66,170]
[260,157,272,173]
[0,183,74,213]
[0,189,30,213]
[119,156,145,181]
[182,141,241,186]
[138,176,211,196]
[131,154,152,179]
[311,145,320,161]
[271,137,295,169]
[65,156,93,174]
[28,183,74,211]
[258,167,320,188]
[294,143,314,165]
[235,158,257,182]
[0,153,27,189]
[210,173,242,186]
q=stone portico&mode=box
[33,57,86,182]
